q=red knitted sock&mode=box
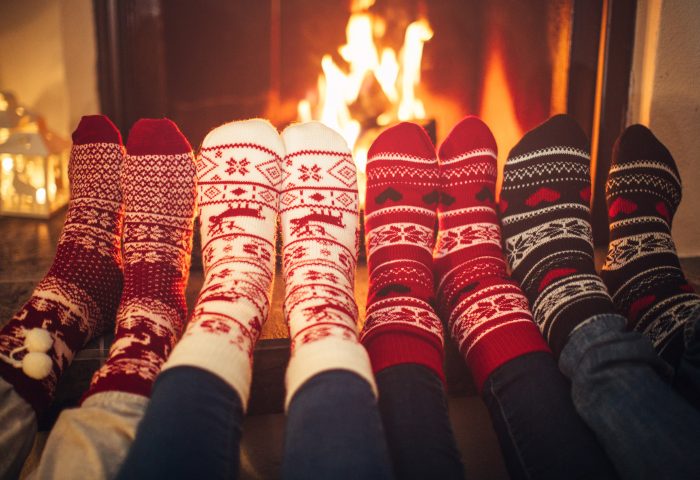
[0,115,124,414]
[83,118,196,399]
[360,122,445,381]
[435,116,550,392]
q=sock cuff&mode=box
[464,320,551,392]
[285,338,376,410]
[161,334,254,410]
[361,327,445,383]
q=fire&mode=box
[298,3,433,204]
[479,46,523,200]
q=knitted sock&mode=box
[161,119,284,408]
[84,118,196,399]
[359,122,444,381]
[280,121,375,408]
[435,116,550,390]
[0,115,124,414]
[500,114,615,356]
[601,124,700,351]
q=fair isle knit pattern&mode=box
[85,119,196,399]
[360,122,445,381]
[281,122,375,408]
[601,125,700,349]
[0,115,124,413]
[434,116,550,391]
[162,119,284,408]
[500,115,615,357]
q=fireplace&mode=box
[93,0,636,245]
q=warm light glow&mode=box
[35,187,47,205]
[0,128,9,144]
[299,8,433,176]
[1,155,13,172]
[479,46,524,200]
[398,19,433,121]
[0,97,7,111]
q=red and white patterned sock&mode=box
[601,125,700,351]
[359,122,445,381]
[280,121,375,407]
[83,118,196,399]
[161,119,284,408]
[434,117,550,391]
[0,115,124,413]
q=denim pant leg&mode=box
[375,364,464,480]
[674,306,700,409]
[482,351,617,480]
[282,370,393,480]
[116,366,244,480]
[560,313,700,480]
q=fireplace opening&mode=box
[95,0,636,244]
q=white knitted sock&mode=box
[162,119,284,409]
[280,121,376,408]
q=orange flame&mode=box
[479,46,524,200]
[299,7,433,191]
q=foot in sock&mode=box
[500,114,615,356]
[280,121,375,408]
[435,116,550,390]
[601,124,700,352]
[360,122,445,381]
[0,115,124,413]
[84,118,196,399]
[161,119,284,409]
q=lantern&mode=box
[0,129,70,218]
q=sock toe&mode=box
[509,114,588,159]
[203,118,284,154]
[282,121,349,152]
[613,124,679,176]
[127,118,191,155]
[438,116,497,161]
[72,115,122,145]
[368,122,435,160]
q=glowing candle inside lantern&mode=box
[1,155,13,172]
[36,187,47,205]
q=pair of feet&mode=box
[0,115,196,413]
[162,119,375,409]
[500,114,698,359]
[361,118,550,390]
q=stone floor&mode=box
[4,210,700,479]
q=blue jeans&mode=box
[118,367,393,479]
[482,351,618,480]
[116,367,244,479]
[375,364,464,479]
[283,370,393,479]
[675,311,700,410]
[560,313,700,480]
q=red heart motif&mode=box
[656,201,670,222]
[608,197,637,218]
[525,187,561,207]
[630,294,655,321]
[499,198,509,214]
[580,186,591,203]
[538,268,577,292]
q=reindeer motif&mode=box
[290,208,345,237]
[208,202,264,235]
[302,299,354,323]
